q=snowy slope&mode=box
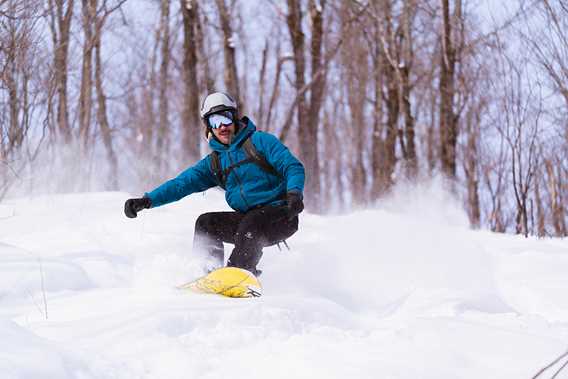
[1,185,567,379]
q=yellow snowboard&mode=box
[178,267,262,298]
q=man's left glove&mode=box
[124,196,152,218]
[286,191,304,219]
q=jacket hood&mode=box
[209,117,256,152]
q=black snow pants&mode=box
[193,204,298,274]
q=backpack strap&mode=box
[242,138,283,179]
[209,134,283,190]
[209,151,226,189]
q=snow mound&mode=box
[0,243,93,303]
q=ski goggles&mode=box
[208,112,233,129]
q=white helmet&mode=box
[200,92,237,119]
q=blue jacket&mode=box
[145,118,305,213]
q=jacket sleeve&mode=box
[254,132,305,194]
[144,156,217,208]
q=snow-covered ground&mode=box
[1,185,567,379]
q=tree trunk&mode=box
[347,80,367,206]
[285,0,307,139]
[79,0,94,149]
[321,110,333,209]
[484,163,506,233]
[180,0,200,161]
[156,0,170,172]
[195,4,214,94]
[464,109,480,228]
[257,40,269,123]
[6,32,20,154]
[324,107,344,211]
[545,158,567,236]
[286,0,321,212]
[511,145,531,237]
[306,0,326,208]
[370,8,386,201]
[52,0,74,142]
[401,0,417,178]
[265,51,291,129]
[534,171,546,237]
[215,0,240,106]
[94,16,118,189]
[439,0,458,178]
[427,85,436,172]
[342,3,367,206]
[383,0,399,193]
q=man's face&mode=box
[208,112,236,145]
[212,122,235,145]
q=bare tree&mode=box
[215,0,240,106]
[156,0,171,172]
[285,0,326,212]
[497,54,541,237]
[524,1,568,108]
[305,0,326,183]
[439,0,460,178]
[481,126,509,233]
[0,0,44,198]
[521,0,568,237]
[366,0,399,199]
[463,105,481,228]
[369,2,386,201]
[180,0,201,161]
[341,2,368,206]
[195,3,214,95]
[256,40,269,124]
[78,0,95,149]
[92,0,127,189]
[533,158,547,237]
[426,82,438,173]
[459,46,493,229]
[47,0,74,142]
[264,46,292,131]
[544,157,567,236]
[400,0,418,178]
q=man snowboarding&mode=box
[124,92,305,276]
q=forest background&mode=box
[0,0,566,237]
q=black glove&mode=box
[124,197,152,218]
[286,191,304,219]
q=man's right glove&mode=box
[124,196,152,218]
[286,191,304,219]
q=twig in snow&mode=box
[551,358,568,379]
[532,349,568,379]
[39,258,48,320]
[25,287,45,318]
